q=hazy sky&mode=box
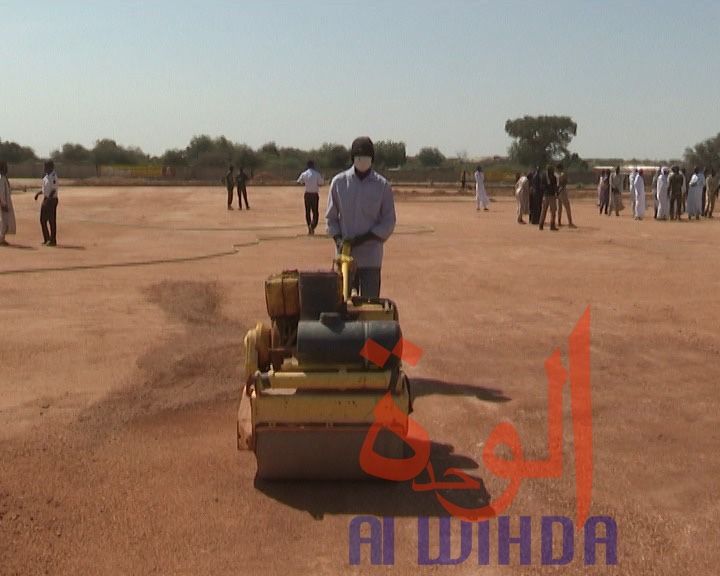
[3,0,719,161]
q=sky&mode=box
[2,0,719,162]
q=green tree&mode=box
[233,144,261,170]
[0,139,37,163]
[505,115,578,167]
[185,135,217,164]
[260,142,280,157]
[315,143,350,170]
[91,139,148,165]
[160,148,188,167]
[375,140,407,168]
[684,133,720,169]
[417,147,446,167]
[51,143,92,162]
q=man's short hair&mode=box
[307,160,315,169]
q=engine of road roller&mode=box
[238,246,414,481]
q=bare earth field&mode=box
[1,185,719,575]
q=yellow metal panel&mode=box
[252,390,411,427]
[261,370,391,390]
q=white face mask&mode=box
[354,156,372,172]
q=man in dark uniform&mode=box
[225,165,235,210]
[668,166,684,220]
[236,167,250,210]
[538,165,559,231]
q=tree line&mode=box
[2,116,718,172]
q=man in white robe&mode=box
[656,167,670,220]
[629,168,638,214]
[651,169,660,218]
[0,161,16,245]
[687,167,705,219]
[475,166,490,211]
[633,169,646,220]
[515,172,530,224]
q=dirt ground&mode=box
[1,185,719,575]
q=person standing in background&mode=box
[651,168,661,218]
[668,166,684,220]
[0,161,16,246]
[297,160,324,235]
[474,166,491,211]
[538,165,558,231]
[632,169,645,220]
[225,165,235,210]
[681,167,688,215]
[556,163,576,228]
[514,172,530,224]
[529,166,543,224]
[687,167,705,220]
[235,167,251,210]
[656,166,670,220]
[705,168,718,218]
[34,161,59,246]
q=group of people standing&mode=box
[514,164,576,230]
[597,166,719,221]
[0,160,60,247]
[224,166,251,210]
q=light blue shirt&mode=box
[326,167,396,268]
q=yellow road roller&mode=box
[238,242,415,480]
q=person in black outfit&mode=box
[538,165,559,231]
[225,166,235,210]
[529,166,543,225]
[236,167,250,210]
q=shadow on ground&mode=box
[411,378,511,403]
[255,441,491,520]
[2,243,37,250]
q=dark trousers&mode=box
[529,193,542,225]
[227,186,235,206]
[304,192,319,229]
[40,197,58,244]
[238,185,249,209]
[670,194,682,219]
[352,267,381,299]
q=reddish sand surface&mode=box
[1,185,719,575]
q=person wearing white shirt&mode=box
[297,160,324,235]
[34,160,59,246]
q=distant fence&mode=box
[7,161,607,187]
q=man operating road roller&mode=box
[326,136,396,299]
